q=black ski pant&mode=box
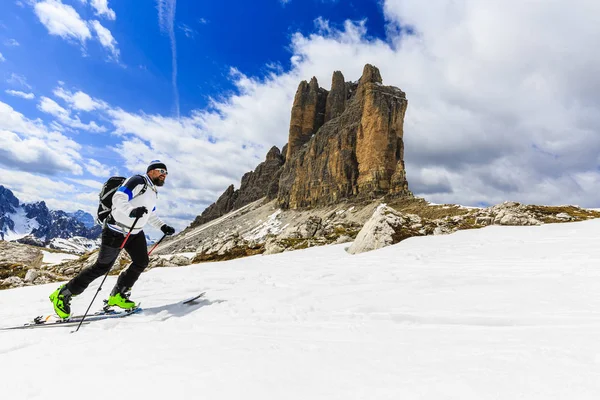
[66,227,149,296]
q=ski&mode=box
[1,306,142,331]
[2,291,206,331]
[182,291,206,304]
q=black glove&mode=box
[161,224,175,235]
[129,206,148,218]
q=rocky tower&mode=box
[286,77,328,159]
[324,70,347,122]
[277,64,411,209]
[188,64,412,229]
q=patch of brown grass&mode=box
[324,226,361,242]
[390,226,424,244]
[279,238,311,250]
[525,205,600,223]
[386,197,471,220]
[193,245,265,263]
[0,264,28,279]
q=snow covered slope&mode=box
[47,236,101,254]
[2,219,600,399]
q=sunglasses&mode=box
[154,168,168,175]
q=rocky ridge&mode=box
[190,146,286,228]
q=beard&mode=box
[152,176,165,186]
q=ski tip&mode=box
[182,291,206,304]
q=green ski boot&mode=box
[49,285,72,319]
[107,289,136,310]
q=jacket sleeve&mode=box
[148,207,165,230]
[112,191,134,221]
[111,175,146,222]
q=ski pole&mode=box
[73,216,140,333]
[147,233,167,256]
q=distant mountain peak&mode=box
[0,186,101,245]
[0,185,20,215]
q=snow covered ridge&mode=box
[157,197,600,262]
[47,237,101,254]
[1,197,599,290]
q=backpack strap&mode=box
[136,174,149,197]
[101,185,120,202]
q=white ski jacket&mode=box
[108,174,165,235]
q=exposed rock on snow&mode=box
[347,205,422,254]
[168,255,192,266]
[487,201,543,226]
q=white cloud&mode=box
[157,0,179,117]
[7,73,32,89]
[53,87,105,111]
[0,101,83,175]
[0,167,94,213]
[4,38,19,46]
[66,177,104,190]
[34,0,92,45]
[178,23,196,38]
[38,96,69,118]
[33,0,119,60]
[0,52,5,62]
[89,20,119,59]
[38,96,106,132]
[90,0,116,20]
[5,90,35,100]
[84,158,116,177]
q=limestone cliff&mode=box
[190,64,412,228]
[278,64,411,209]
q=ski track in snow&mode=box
[3,219,600,398]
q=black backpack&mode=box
[96,175,147,225]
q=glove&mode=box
[161,224,175,235]
[129,206,148,218]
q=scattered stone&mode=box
[24,269,40,283]
[169,255,191,266]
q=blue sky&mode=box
[1,0,387,116]
[1,0,600,237]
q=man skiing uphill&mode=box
[49,160,176,319]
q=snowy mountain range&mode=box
[0,185,101,252]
